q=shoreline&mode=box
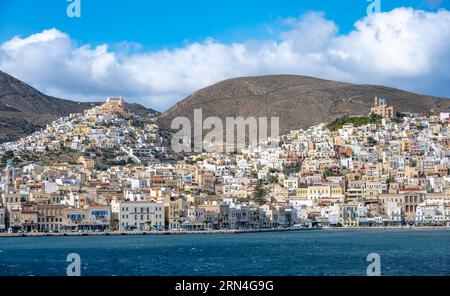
[0,226,449,238]
[0,227,319,238]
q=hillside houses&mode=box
[0,98,449,232]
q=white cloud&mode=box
[0,8,449,111]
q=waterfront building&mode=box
[0,207,5,232]
[7,208,21,231]
[119,201,165,231]
[164,198,187,230]
[36,204,66,232]
[19,206,39,232]
[62,208,90,232]
[182,206,206,230]
[62,205,111,232]
[338,204,359,227]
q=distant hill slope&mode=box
[0,70,158,143]
[159,75,450,135]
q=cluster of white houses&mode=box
[1,98,450,233]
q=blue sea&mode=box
[0,230,449,276]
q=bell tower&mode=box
[3,160,15,193]
[374,96,379,107]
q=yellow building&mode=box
[296,188,308,198]
[402,139,412,153]
[296,185,344,202]
[164,198,186,229]
[338,204,359,227]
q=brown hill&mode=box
[0,70,158,143]
[159,75,450,135]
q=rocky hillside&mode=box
[159,75,450,135]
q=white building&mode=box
[131,178,147,190]
[119,201,165,231]
[439,112,449,122]
[283,178,299,191]
[415,202,447,225]
[386,201,403,224]
[182,206,206,230]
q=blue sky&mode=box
[0,0,449,110]
[1,0,448,49]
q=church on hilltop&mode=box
[100,97,125,113]
[370,96,395,119]
[84,97,128,118]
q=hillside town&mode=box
[0,97,449,234]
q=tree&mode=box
[323,168,337,178]
[327,116,372,132]
[1,150,14,164]
[386,177,396,184]
[12,157,21,165]
[367,136,377,146]
[238,196,250,203]
[267,175,279,184]
[369,112,383,123]
[252,184,268,205]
